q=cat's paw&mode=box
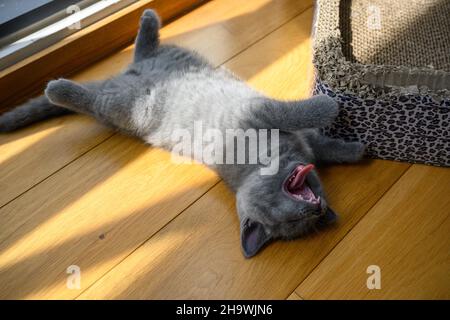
[312,95,339,127]
[45,79,76,105]
[140,9,161,29]
[344,141,366,162]
[45,79,90,109]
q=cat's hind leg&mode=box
[134,9,161,62]
[45,78,149,134]
[303,129,365,164]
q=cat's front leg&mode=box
[249,95,339,131]
[293,95,340,128]
[303,129,365,164]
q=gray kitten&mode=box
[0,10,364,257]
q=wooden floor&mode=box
[0,0,449,299]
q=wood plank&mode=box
[223,12,314,100]
[0,136,219,299]
[0,0,311,211]
[160,0,314,67]
[77,10,411,299]
[0,0,313,299]
[78,160,409,299]
[0,118,112,208]
[295,165,450,300]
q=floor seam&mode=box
[0,131,116,212]
[0,132,116,247]
[219,5,314,66]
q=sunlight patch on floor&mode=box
[0,165,214,271]
[160,0,272,39]
[0,125,63,165]
[77,227,195,299]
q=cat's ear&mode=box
[324,207,338,224]
[317,206,338,227]
[240,218,272,258]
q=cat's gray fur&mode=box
[0,10,365,257]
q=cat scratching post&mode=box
[312,0,450,166]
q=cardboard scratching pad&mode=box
[312,0,450,166]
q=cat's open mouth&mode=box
[283,164,320,205]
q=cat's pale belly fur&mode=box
[141,69,261,150]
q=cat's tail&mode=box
[0,95,72,132]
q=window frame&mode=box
[0,0,86,40]
[0,0,139,70]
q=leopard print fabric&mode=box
[315,82,450,166]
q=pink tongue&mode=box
[288,164,315,190]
